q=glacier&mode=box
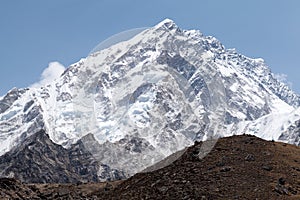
[0,19,299,181]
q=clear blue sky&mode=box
[0,0,299,96]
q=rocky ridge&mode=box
[0,19,300,182]
[1,135,300,199]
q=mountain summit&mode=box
[0,19,299,183]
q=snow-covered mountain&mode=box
[0,19,299,183]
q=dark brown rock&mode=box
[2,135,300,199]
[0,130,126,183]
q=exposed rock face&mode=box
[2,135,300,199]
[98,135,300,199]
[279,119,300,146]
[0,130,126,183]
[0,88,28,114]
[0,19,300,183]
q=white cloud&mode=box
[31,62,65,88]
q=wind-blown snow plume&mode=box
[0,19,300,183]
[31,62,65,88]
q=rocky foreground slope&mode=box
[1,19,300,183]
[1,134,300,199]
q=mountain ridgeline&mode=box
[0,19,299,183]
[1,135,300,199]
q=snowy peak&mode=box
[0,19,300,182]
[154,18,179,31]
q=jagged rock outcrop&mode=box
[0,130,126,183]
[0,19,299,182]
